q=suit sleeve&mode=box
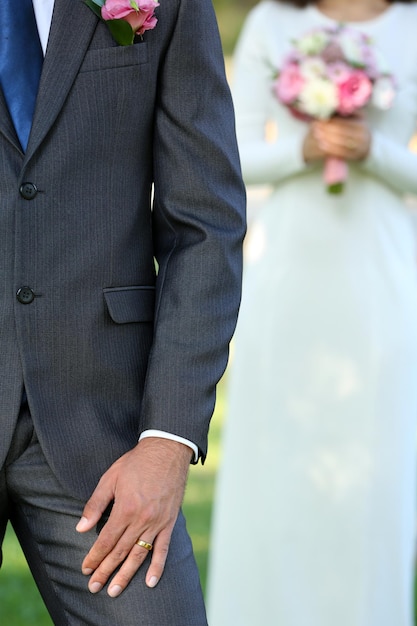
[139,0,246,461]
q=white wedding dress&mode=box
[208,3,417,625]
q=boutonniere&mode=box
[84,0,160,46]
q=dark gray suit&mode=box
[0,0,245,622]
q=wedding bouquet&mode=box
[273,24,395,193]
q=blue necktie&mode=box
[0,0,43,150]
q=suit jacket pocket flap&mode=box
[79,43,148,73]
[103,286,155,324]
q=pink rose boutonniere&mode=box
[84,0,159,46]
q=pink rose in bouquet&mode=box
[337,70,372,115]
[273,24,395,193]
[275,62,305,105]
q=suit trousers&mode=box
[0,401,207,625]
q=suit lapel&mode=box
[0,86,20,151]
[25,0,98,160]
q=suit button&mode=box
[16,287,35,304]
[19,182,38,200]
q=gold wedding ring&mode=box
[136,539,153,551]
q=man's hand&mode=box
[76,437,193,597]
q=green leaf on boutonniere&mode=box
[84,0,104,18]
[106,19,135,46]
[83,0,135,46]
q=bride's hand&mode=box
[312,116,371,162]
[302,124,328,163]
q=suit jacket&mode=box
[0,0,245,499]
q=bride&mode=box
[208,1,417,625]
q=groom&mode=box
[0,0,245,623]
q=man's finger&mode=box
[81,513,130,574]
[106,540,156,597]
[94,526,173,596]
[87,540,147,595]
[145,528,172,588]
[76,476,115,533]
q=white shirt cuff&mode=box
[139,430,199,463]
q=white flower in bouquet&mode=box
[338,30,367,66]
[300,57,328,80]
[299,78,338,119]
[371,76,395,110]
[294,30,330,55]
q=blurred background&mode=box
[2,1,417,623]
